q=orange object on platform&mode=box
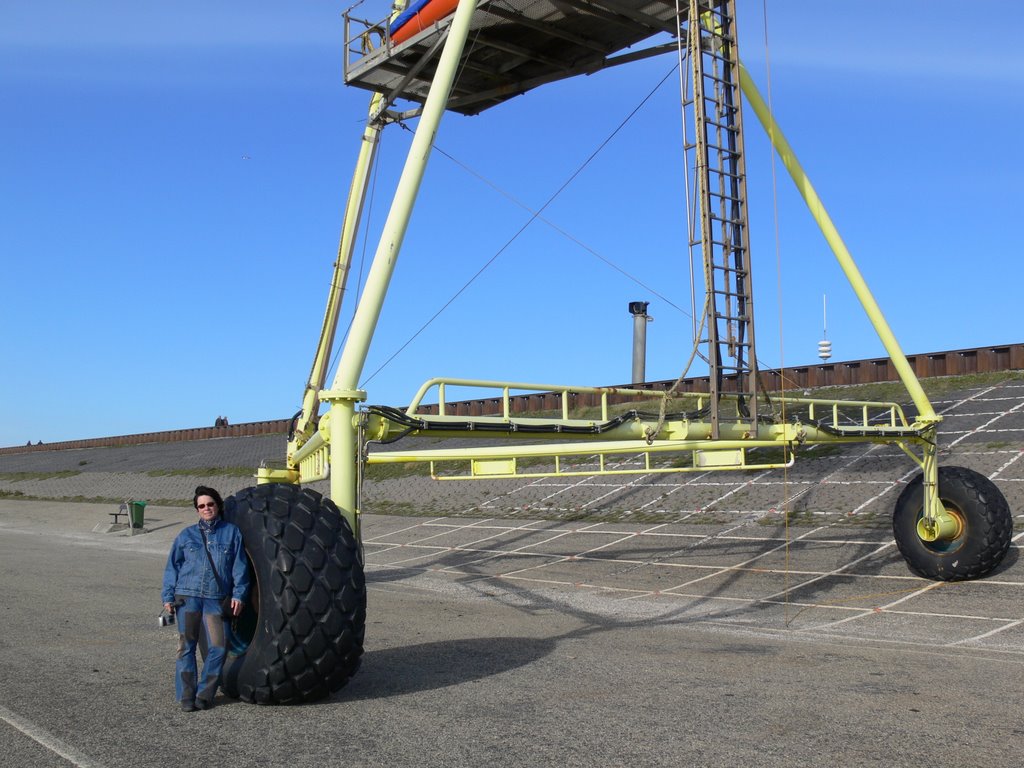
[390,0,459,45]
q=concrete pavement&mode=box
[0,499,1021,767]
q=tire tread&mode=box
[223,484,365,704]
[893,466,1012,581]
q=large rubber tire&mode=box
[220,484,365,704]
[893,466,1012,581]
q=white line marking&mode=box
[948,619,1024,646]
[799,581,944,632]
[580,473,652,509]
[991,449,1024,481]
[636,470,713,510]
[361,517,448,542]
[942,410,1021,417]
[944,388,1024,449]
[0,704,105,768]
[758,541,897,604]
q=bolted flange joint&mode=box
[916,508,964,543]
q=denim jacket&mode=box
[162,518,250,604]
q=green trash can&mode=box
[128,500,147,529]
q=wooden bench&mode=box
[109,502,129,525]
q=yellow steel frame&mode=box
[264,0,956,543]
[736,62,944,531]
[360,377,935,482]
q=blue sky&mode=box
[2,1,1023,447]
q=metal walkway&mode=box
[343,0,685,115]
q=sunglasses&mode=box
[196,502,217,510]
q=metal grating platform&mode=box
[343,0,685,115]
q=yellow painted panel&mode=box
[472,458,517,476]
[695,449,744,468]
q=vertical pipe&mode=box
[328,0,479,523]
[332,0,478,392]
[629,301,650,384]
[293,94,385,449]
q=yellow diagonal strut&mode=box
[734,61,945,530]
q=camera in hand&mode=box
[158,598,184,627]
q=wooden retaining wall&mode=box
[417,343,1024,416]
[2,343,1020,454]
[1,419,292,455]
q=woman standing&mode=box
[162,485,250,712]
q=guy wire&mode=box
[361,65,680,388]
[759,0,792,625]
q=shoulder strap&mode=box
[199,526,227,592]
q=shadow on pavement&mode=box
[342,636,557,700]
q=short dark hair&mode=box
[193,485,224,513]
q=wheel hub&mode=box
[916,507,964,543]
